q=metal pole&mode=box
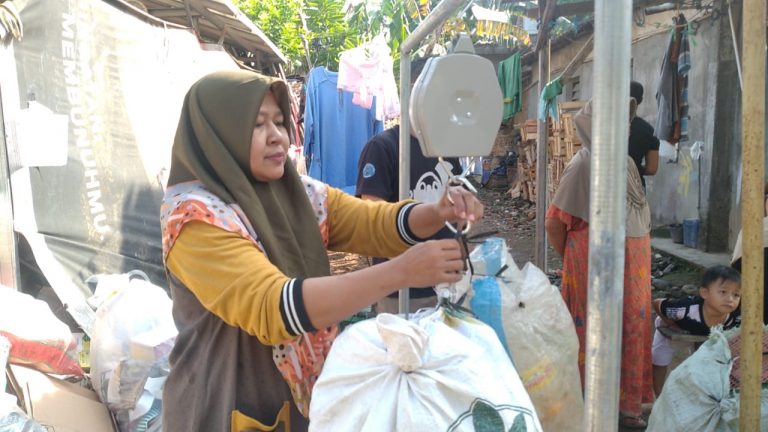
[547,39,551,82]
[0,91,17,290]
[398,0,470,316]
[398,57,412,205]
[739,0,765,428]
[534,3,549,270]
[0,45,18,289]
[584,0,631,430]
[398,56,412,317]
[399,0,467,55]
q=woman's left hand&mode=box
[437,185,484,228]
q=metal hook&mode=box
[444,220,471,235]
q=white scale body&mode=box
[409,35,504,158]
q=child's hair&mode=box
[701,265,741,288]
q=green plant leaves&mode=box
[235,0,529,75]
[509,414,527,432]
[471,399,505,432]
[469,400,527,432]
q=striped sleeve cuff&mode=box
[397,202,428,245]
[279,279,315,337]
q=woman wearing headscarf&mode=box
[545,99,653,429]
[159,70,483,431]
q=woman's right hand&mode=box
[387,239,465,289]
[302,239,465,330]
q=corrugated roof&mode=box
[126,0,286,66]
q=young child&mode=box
[651,265,741,396]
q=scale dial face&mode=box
[410,53,503,158]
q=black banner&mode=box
[7,0,238,300]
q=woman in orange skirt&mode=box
[545,100,653,429]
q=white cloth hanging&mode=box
[337,35,400,120]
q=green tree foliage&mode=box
[303,0,357,71]
[236,0,527,76]
[233,0,306,73]
[347,0,436,55]
[235,0,356,74]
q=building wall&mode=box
[519,9,740,251]
[635,17,721,234]
[715,4,743,253]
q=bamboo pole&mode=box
[739,0,765,428]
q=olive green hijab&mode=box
[168,70,330,278]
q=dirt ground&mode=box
[467,185,564,271]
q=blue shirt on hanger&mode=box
[303,67,384,194]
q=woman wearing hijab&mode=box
[545,99,653,429]
[159,70,483,431]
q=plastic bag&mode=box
[0,288,83,376]
[0,394,46,432]
[0,338,46,432]
[459,238,584,432]
[309,309,543,432]
[648,327,768,432]
[89,273,176,432]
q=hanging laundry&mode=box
[677,17,691,143]
[304,67,384,194]
[538,77,563,121]
[655,14,691,144]
[498,52,523,121]
[337,36,399,121]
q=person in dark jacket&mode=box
[629,81,660,190]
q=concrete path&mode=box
[651,237,732,269]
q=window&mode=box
[569,77,580,101]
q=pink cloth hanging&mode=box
[337,36,400,121]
